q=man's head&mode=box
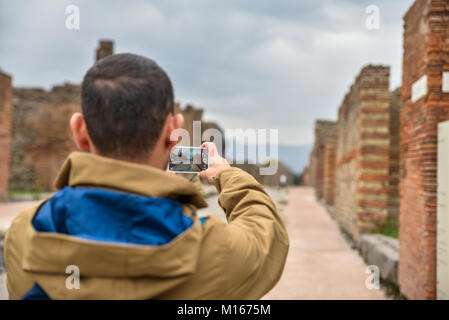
[71,53,183,168]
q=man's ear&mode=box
[165,113,184,150]
[174,113,184,130]
[70,113,94,152]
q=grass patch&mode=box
[9,189,51,200]
[278,198,288,206]
[372,219,399,239]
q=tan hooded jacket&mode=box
[4,152,289,299]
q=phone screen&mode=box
[169,147,209,173]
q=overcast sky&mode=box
[0,0,414,146]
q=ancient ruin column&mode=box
[96,40,114,62]
[311,120,337,200]
[0,71,12,200]
[313,124,325,200]
[388,89,402,227]
[323,126,337,205]
[399,0,449,300]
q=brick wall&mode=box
[323,126,337,205]
[389,88,402,221]
[10,84,81,191]
[399,0,449,300]
[0,71,12,200]
[308,150,316,188]
[302,165,310,186]
[309,120,337,200]
[335,83,361,235]
[334,65,395,238]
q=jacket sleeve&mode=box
[213,167,289,299]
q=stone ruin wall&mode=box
[309,120,337,200]
[399,0,449,300]
[9,84,81,191]
[323,126,337,206]
[335,85,360,236]
[302,165,310,186]
[388,88,402,222]
[336,65,395,238]
[0,71,12,200]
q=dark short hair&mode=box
[81,53,174,160]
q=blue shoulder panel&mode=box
[32,187,193,246]
[22,283,50,300]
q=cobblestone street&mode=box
[262,187,385,300]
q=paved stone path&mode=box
[262,187,385,300]
[0,201,40,234]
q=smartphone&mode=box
[169,146,209,173]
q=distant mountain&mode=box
[224,140,311,174]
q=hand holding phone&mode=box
[198,142,230,182]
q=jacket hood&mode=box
[54,151,208,208]
[20,152,209,299]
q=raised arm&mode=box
[199,142,289,299]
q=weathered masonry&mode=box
[323,126,337,206]
[10,84,81,191]
[308,120,337,201]
[0,70,12,200]
[334,65,400,238]
[399,0,449,300]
